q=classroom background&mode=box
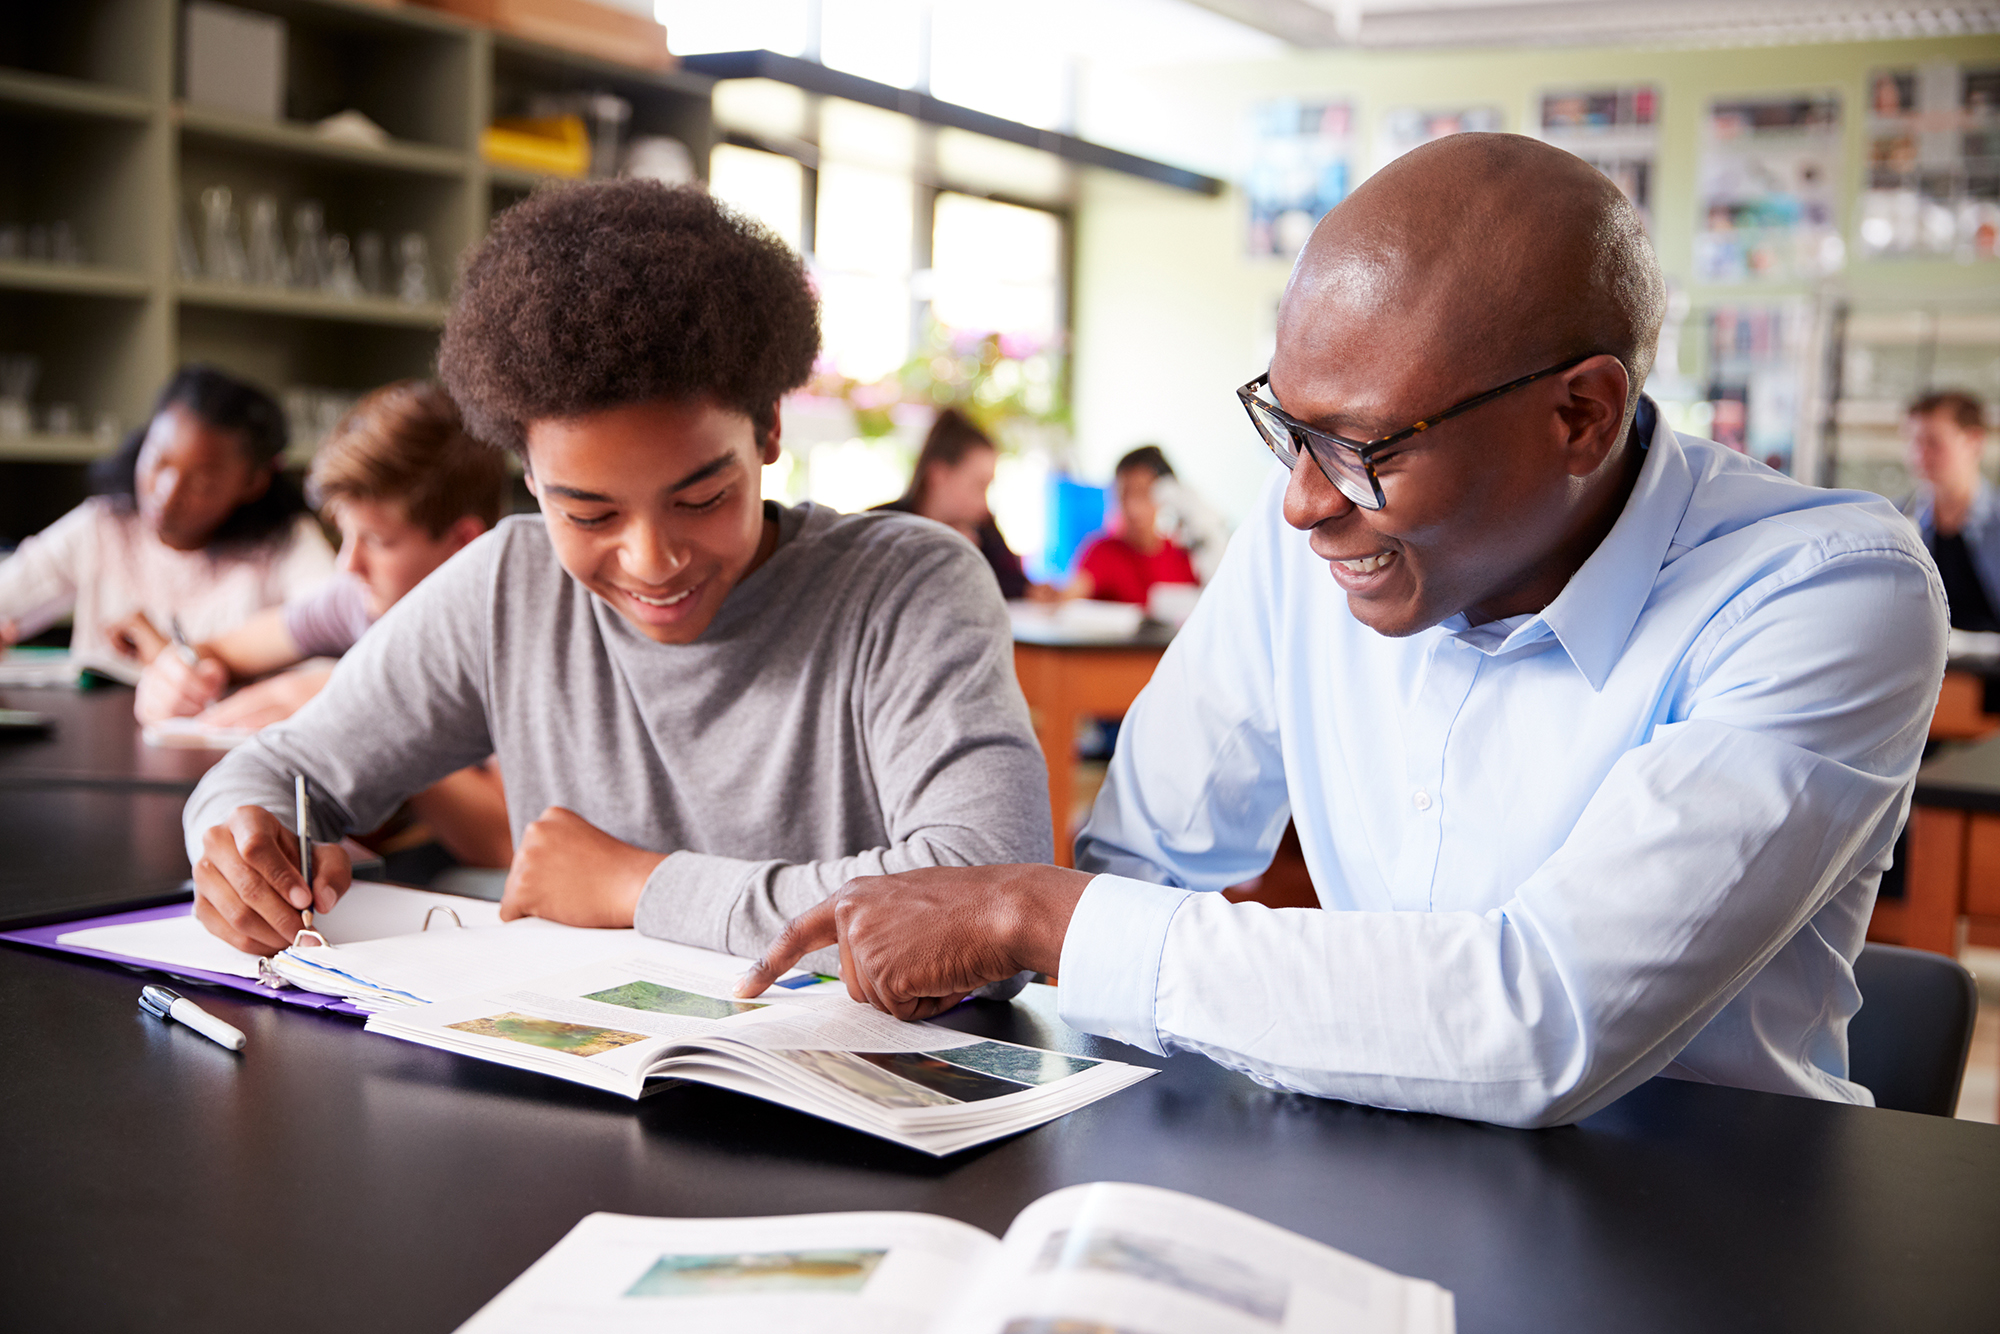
[4,0,1996,582]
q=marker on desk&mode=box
[140,985,246,1052]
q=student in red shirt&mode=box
[1069,446,1200,604]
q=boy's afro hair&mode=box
[438,179,821,453]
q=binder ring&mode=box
[422,906,464,932]
[292,927,329,950]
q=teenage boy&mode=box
[182,181,1051,967]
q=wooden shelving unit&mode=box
[0,0,713,506]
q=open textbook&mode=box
[365,948,1154,1155]
[56,882,1151,1155]
[458,1182,1455,1334]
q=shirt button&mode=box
[1413,789,1433,812]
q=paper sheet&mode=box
[57,882,505,981]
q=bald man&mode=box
[739,134,1947,1128]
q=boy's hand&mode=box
[199,664,333,729]
[135,648,229,723]
[193,805,352,955]
[499,807,663,928]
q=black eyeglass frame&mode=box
[1237,352,1601,511]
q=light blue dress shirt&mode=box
[1060,407,1946,1128]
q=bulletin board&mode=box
[1694,93,1844,283]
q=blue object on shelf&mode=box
[1040,473,1108,581]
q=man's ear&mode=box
[1555,356,1631,478]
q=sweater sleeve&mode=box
[0,501,95,640]
[182,531,500,857]
[633,533,1052,961]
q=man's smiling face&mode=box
[1268,332,1591,640]
[524,397,781,645]
[1266,134,1658,640]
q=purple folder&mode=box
[0,900,372,1018]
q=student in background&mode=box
[137,381,513,871]
[136,381,505,726]
[1067,445,1200,605]
[877,407,1052,601]
[0,366,333,666]
[181,181,1049,967]
[1903,390,1997,630]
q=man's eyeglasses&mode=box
[1236,353,1599,512]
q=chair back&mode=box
[1849,943,1979,1116]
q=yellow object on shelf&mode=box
[480,114,590,178]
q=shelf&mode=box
[492,32,707,97]
[0,69,153,123]
[1846,311,2000,345]
[0,433,112,463]
[486,162,572,192]
[0,261,152,299]
[177,104,470,178]
[177,280,448,328]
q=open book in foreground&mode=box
[459,1182,1455,1334]
[364,946,1154,1156]
[50,883,1150,1156]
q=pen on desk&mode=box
[167,615,201,669]
[140,985,246,1052]
[294,772,314,934]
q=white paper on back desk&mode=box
[455,1181,1455,1334]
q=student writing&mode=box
[181,182,1051,970]
[139,380,512,869]
[0,366,333,666]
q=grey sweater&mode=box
[183,502,1053,963]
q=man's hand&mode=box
[736,864,1092,1020]
[135,648,229,723]
[197,664,334,730]
[499,807,663,928]
[193,805,352,955]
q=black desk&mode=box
[1915,732,2000,813]
[4,948,1998,1334]
[0,786,192,927]
[0,684,221,793]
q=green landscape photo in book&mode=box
[584,978,768,1020]
[626,1248,887,1297]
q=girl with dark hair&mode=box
[877,408,1049,600]
[0,365,333,668]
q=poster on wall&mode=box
[1537,85,1658,229]
[1859,61,2000,260]
[1695,94,1844,283]
[1375,105,1503,171]
[1244,100,1352,259]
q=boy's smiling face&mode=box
[524,397,782,645]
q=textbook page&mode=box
[944,1182,1455,1334]
[366,952,981,1095]
[456,1210,1001,1334]
[367,956,1152,1152]
[56,881,504,982]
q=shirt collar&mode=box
[1441,396,1695,691]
